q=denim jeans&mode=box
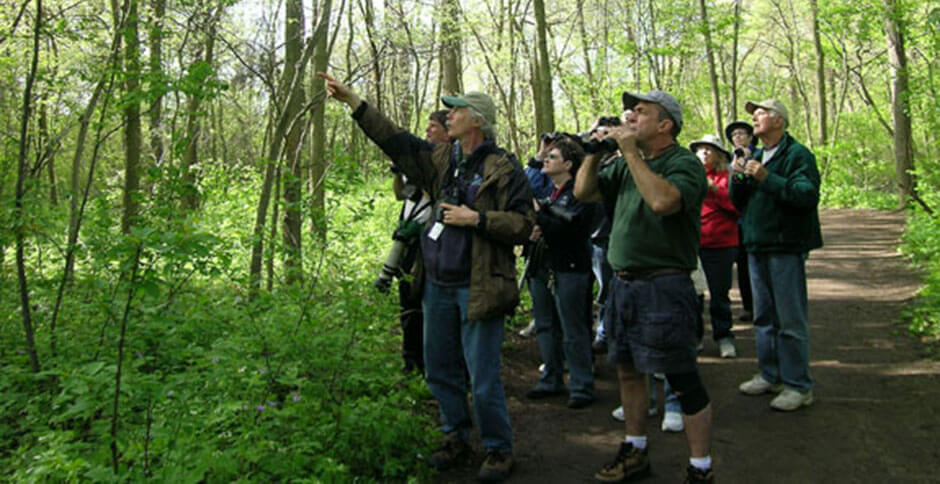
[748,252,813,392]
[700,247,737,341]
[591,243,613,342]
[529,272,595,400]
[422,280,513,453]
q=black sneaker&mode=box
[477,451,513,481]
[594,442,650,482]
[685,465,714,483]
[427,433,470,469]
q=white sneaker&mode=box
[770,388,813,411]
[611,406,625,422]
[718,338,737,358]
[660,411,684,432]
[519,320,536,337]
[738,374,784,395]
[611,405,656,422]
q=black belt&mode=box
[614,268,687,281]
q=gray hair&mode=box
[468,107,496,140]
[766,109,789,129]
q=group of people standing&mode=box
[318,71,822,483]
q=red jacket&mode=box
[700,168,740,248]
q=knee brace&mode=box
[665,371,710,415]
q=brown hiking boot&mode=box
[685,465,714,483]
[594,442,650,482]
[427,432,470,469]
[477,451,513,481]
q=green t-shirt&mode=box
[598,144,707,272]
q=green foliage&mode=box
[900,165,940,346]
[0,166,436,482]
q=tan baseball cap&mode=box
[745,99,789,124]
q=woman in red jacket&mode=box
[690,134,740,359]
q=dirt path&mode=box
[439,208,940,483]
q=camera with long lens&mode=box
[374,219,424,293]
[733,147,747,158]
[536,197,576,223]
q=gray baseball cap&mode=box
[441,92,497,126]
[622,90,684,134]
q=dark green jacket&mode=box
[729,132,823,254]
[353,102,535,320]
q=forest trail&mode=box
[440,208,940,483]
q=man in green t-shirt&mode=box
[575,90,714,484]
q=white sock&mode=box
[689,455,712,471]
[624,435,647,450]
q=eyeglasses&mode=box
[731,130,750,137]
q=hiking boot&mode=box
[526,388,565,400]
[685,465,714,483]
[477,451,513,481]
[427,432,470,469]
[770,388,814,411]
[738,374,784,395]
[594,442,650,482]
[592,338,608,354]
[738,311,753,322]
[717,338,737,358]
[567,396,594,409]
[661,411,684,433]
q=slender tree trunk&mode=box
[15,0,43,374]
[121,0,142,234]
[810,0,827,145]
[148,0,166,173]
[884,0,914,207]
[698,0,722,136]
[39,98,58,205]
[181,8,219,211]
[730,0,741,121]
[281,0,306,285]
[309,0,333,241]
[267,165,281,292]
[533,0,554,134]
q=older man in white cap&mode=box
[318,72,534,481]
[730,99,823,412]
[575,90,714,483]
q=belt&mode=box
[614,268,687,281]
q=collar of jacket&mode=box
[756,132,793,165]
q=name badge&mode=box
[428,222,445,241]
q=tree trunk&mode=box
[309,0,333,241]
[810,0,827,145]
[121,0,142,234]
[281,0,306,285]
[148,0,166,173]
[440,0,461,96]
[39,97,57,205]
[533,0,554,134]
[729,0,741,121]
[181,8,219,211]
[15,0,43,374]
[884,0,914,208]
[698,0,722,137]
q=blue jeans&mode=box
[700,247,737,341]
[748,253,813,392]
[529,272,595,400]
[422,280,513,453]
[591,243,613,342]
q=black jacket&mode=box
[537,179,596,273]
